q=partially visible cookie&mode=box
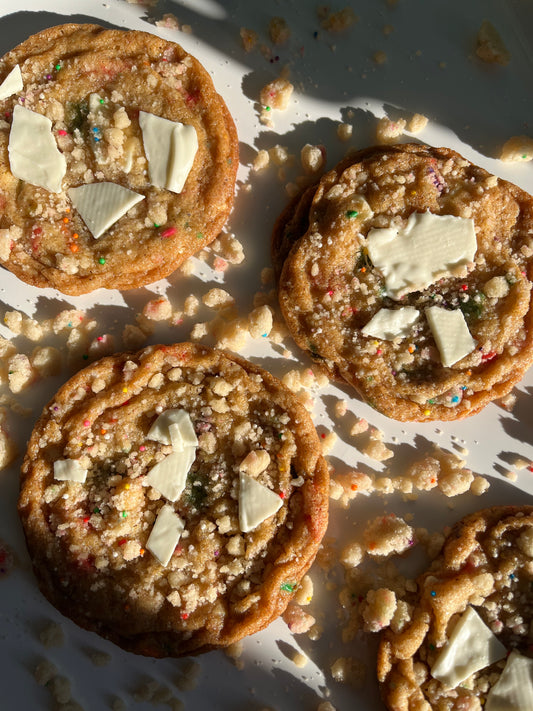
[378,506,533,711]
[18,343,329,657]
[276,144,533,421]
[0,24,238,294]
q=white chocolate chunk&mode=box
[431,606,507,688]
[485,651,533,711]
[146,504,184,566]
[366,212,477,298]
[139,111,198,193]
[239,472,283,533]
[53,459,87,483]
[68,182,144,239]
[144,448,196,502]
[0,65,23,100]
[9,105,66,193]
[361,307,419,340]
[147,409,197,448]
[168,412,199,452]
[425,306,476,367]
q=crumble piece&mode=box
[320,7,358,32]
[301,144,325,174]
[476,19,510,65]
[240,27,258,53]
[142,297,173,321]
[363,514,414,557]
[269,17,291,44]
[361,588,397,632]
[500,135,533,162]
[408,113,428,133]
[260,77,294,111]
[202,288,235,309]
[376,116,406,144]
[336,122,352,141]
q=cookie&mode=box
[18,343,329,657]
[276,144,533,421]
[0,24,238,294]
[377,506,533,711]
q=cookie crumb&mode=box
[476,19,510,65]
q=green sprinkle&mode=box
[93,507,101,514]
[55,63,61,71]
[522,154,528,160]
[98,257,106,265]
[196,232,203,239]
[346,209,359,218]
[428,398,436,405]
[153,222,160,228]
[265,106,271,111]
[121,511,127,518]
[99,98,105,104]
[281,582,295,593]
[82,354,89,360]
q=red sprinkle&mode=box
[57,129,68,136]
[481,351,497,362]
[180,612,189,620]
[160,226,177,238]
[279,491,286,499]
[118,538,127,546]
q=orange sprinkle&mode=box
[72,232,79,239]
[70,243,79,253]
[351,484,358,491]
[360,266,366,273]
[140,548,145,556]
[100,429,107,435]
[62,217,69,223]
[65,207,70,213]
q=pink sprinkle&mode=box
[57,129,68,136]
[327,290,333,296]
[160,226,177,238]
[139,445,146,452]
[83,419,90,427]
[97,336,104,342]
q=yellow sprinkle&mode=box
[424,409,430,416]
[125,483,130,490]
[122,387,128,393]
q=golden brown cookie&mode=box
[378,506,533,711]
[276,144,533,421]
[0,24,238,294]
[18,343,329,657]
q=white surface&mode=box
[0,1,532,710]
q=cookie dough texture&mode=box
[378,506,533,711]
[0,24,238,294]
[275,144,533,421]
[19,343,329,657]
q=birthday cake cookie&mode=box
[275,143,533,421]
[18,343,329,657]
[0,24,238,294]
[377,505,533,711]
